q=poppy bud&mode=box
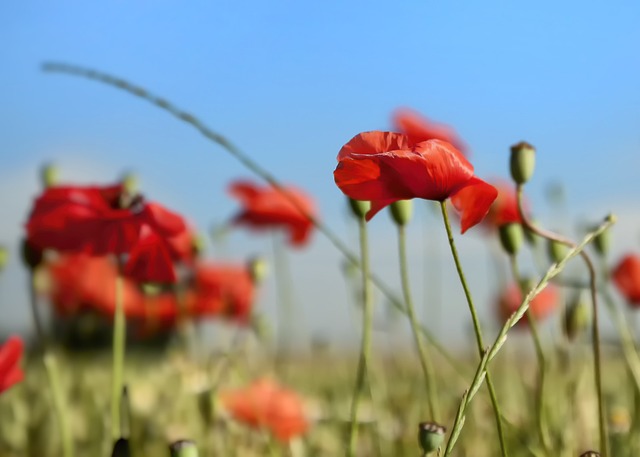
[564,293,591,341]
[111,438,131,457]
[40,162,59,188]
[579,452,600,457]
[592,226,611,257]
[389,200,413,226]
[0,245,8,272]
[169,440,199,457]
[510,141,536,185]
[498,223,524,255]
[547,239,570,263]
[248,256,268,284]
[197,388,214,426]
[418,422,446,454]
[121,172,139,196]
[191,234,206,257]
[348,198,370,219]
[20,238,43,270]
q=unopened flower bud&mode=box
[389,200,413,226]
[121,172,139,196]
[21,238,43,270]
[592,226,611,257]
[111,438,131,457]
[547,239,570,263]
[564,293,591,341]
[348,198,370,219]
[0,245,8,272]
[418,422,446,454]
[498,223,524,255]
[40,162,59,188]
[510,141,536,185]
[248,256,268,284]
[169,440,199,457]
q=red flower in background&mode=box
[612,254,640,306]
[0,336,24,394]
[393,108,468,154]
[189,263,255,323]
[220,378,308,442]
[496,283,559,327]
[26,183,188,283]
[334,131,497,232]
[228,180,316,247]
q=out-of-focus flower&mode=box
[392,108,467,154]
[334,131,497,232]
[26,183,188,283]
[612,254,640,306]
[496,283,559,327]
[228,180,317,247]
[189,263,255,323]
[220,378,308,442]
[484,181,523,229]
[0,336,24,394]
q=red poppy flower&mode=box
[462,180,524,231]
[0,336,24,394]
[228,180,316,247]
[26,183,188,283]
[334,131,497,232]
[612,254,640,306]
[392,108,468,154]
[220,378,308,442]
[496,283,559,327]
[190,263,255,323]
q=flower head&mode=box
[334,131,496,232]
[220,378,308,442]
[612,254,640,306]
[496,283,559,327]
[483,181,523,229]
[228,180,316,247]
[392,108,467,154]
[0,336,24,394]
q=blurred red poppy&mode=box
[228,180,316,247]
[467,180,525,230]
[496,283,559,327]
[334,131,497,232]
[220,378,308,442]
[393,108,468,154]
[0,336,24,394]
[612,254,640,306]
[26,183,188,283]
[189,263,255,323]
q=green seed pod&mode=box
[510,141,536,185]
[0,245,8,272]
[169,440,199,457]
[592,226,611,257]
[547,239,570,263]
[248,256,268,284]
[418,422,446,454]
[564,293,591,341]
[498,223,524,255]
[40,162,59,188]
[348,198,370,219]
[111,438,131,457]
[389,200,413,226]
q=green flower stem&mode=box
[272,234,295,373]
[347,216,374,457]
[111,268,126,440]
[398,224,440,421]
[41,62,470,383]
[28,272,74,457]
[515,185,608,457]
[509,255,551,454]
[439,201,508,457]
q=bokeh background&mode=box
[2,1,639,348]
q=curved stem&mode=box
[398,224,440,421]
[515,185,608,457]
[347,217,374,456]
[509,255,551,454]
[41,62,469,382]
[439,201,509,457]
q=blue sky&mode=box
[1,1,639,345]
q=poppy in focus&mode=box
[220,378,308,442]
[496,283,559,327]
[228,180,316,247]
[334,131,497,232]
[392,108,468,154]
[612,254,640,306]
[0,336,24,394]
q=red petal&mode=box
[228,180,262,204]
[144,203,186,237]
[124,228,176,283]
[337,131,412,160]
[612,254,640,305]
[450,177,498,233]
[392,108,468,153]
[0,337,23,375]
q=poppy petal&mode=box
[337,131,411,160]
[392,108,468,153]
[124,228,176,283]
[450,177,498,233]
